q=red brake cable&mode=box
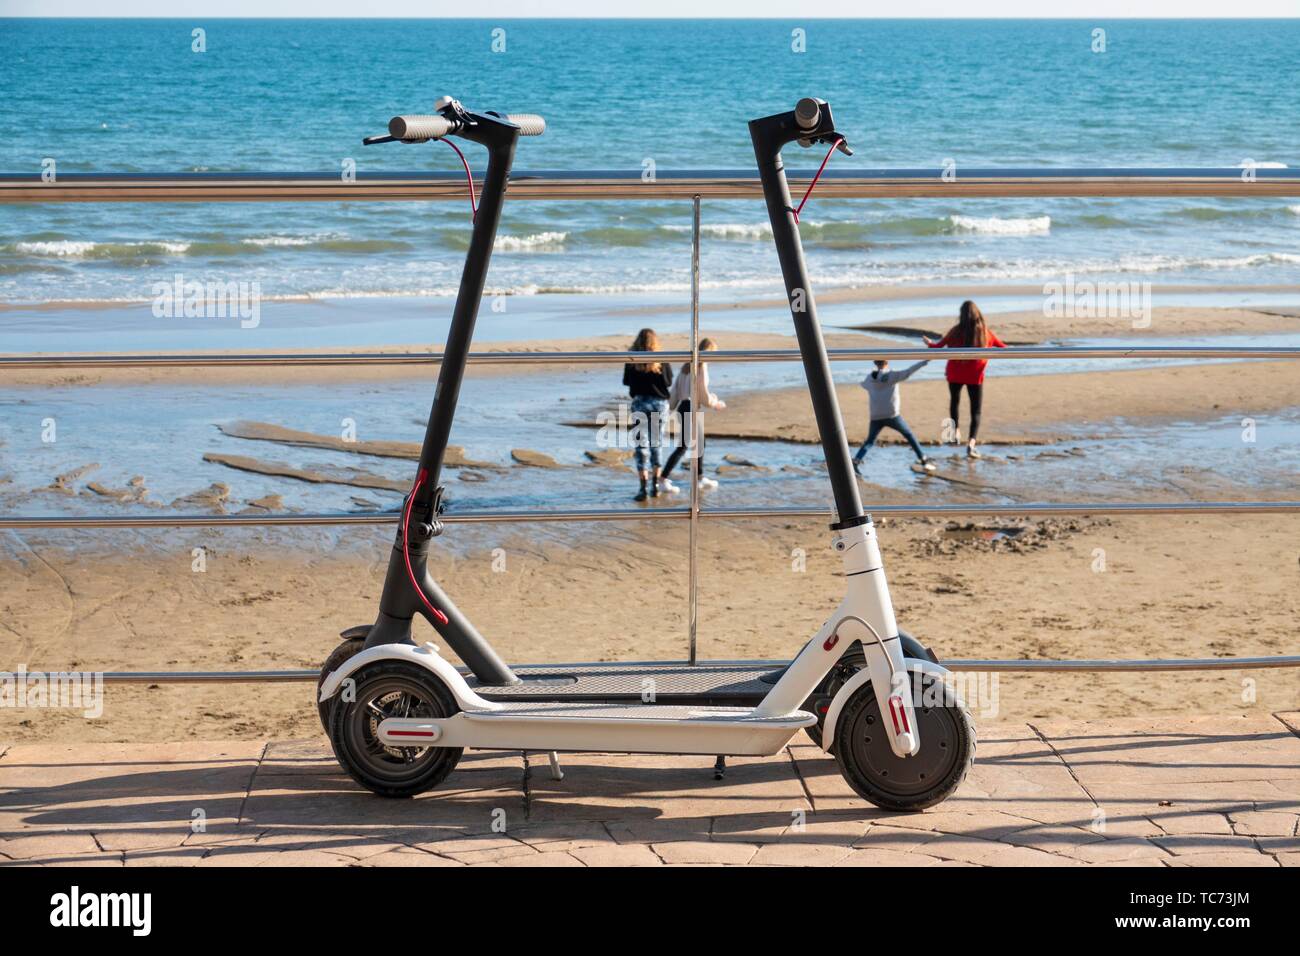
[402,468,449,626]
[793,137,844,224]
[442,138,477,222]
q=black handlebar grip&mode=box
[506,113,546,137]
[388,114,455,142]
[795,98,822,132]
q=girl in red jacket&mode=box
[923,300,1007,459]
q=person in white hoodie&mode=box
[661,338,726,493]
[854,359,936,473]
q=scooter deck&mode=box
[464,661,785,707]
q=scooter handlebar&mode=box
[383,110,545,144]
[388,114,456,142]
[506,113,546,136]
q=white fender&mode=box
[317,642,501,713]
[821,657,958,755]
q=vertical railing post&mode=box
[688,194,702,666]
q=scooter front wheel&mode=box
[328,660,463,798]
[833,671,975,812]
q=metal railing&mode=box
[5,166,1300,202]
[5,168,1299,680]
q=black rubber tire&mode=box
[833,671,976,812]
[317,637,365,733]
[327,660,463,798]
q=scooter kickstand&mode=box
[547,751,564,781]
[713,755,726,781]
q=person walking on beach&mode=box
[854,358,936,474]
[661,338,726,493]
[924,300,1007,459]
[623,328,673,501]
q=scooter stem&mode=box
[416,116,519,500]
[363,112,522,686]
[749,101,866,528]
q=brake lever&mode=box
[362,134,398,146]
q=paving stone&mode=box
[123,846,209,867]
[569,843,664,866]
[872,809,1041,841]
[651,840,758,865]
[415,833,539,864]
[259,739,337,775]
[1063,837,1171,864]
[918,834,1078,867]
[1151,834,1264,856]
[748,841,855,866]
[998,824,1110,852]
[1166,851,1277,867]
[1227,810,1298,837]
[0,831,102,861]
[25,851,124,868]
[1148,812,1236,836]
[510,821,616,852]
[836,848,946,867]
[497,850,585,867]
[855,823,949,854]
[94,828,197,852]
[1253,835,1300,854]
[360,846,466,867]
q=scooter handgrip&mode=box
[388,114,455,142]
[507,113,546,136]
[795,97,822,132]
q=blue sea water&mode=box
[1,18,1299,310]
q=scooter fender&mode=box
[317,642,498,713]
[822,657,954,756]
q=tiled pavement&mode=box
[2,714,1298,867]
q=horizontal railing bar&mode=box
[5,167,1300,202]
[79,654,1300,682]
[4,501,1299,531]
[4,345,1298,372]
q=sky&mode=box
[4,2,1298,17]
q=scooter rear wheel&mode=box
[833,671,975,812]
[328,660,463,798]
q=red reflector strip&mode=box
[888,697,911,736]
[388,730,435,737]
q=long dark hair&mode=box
[630,328,661,373]
[947,300,988,348]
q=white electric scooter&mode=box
[318,97,975,811]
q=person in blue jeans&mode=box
[622,328,673,501]
[854,359,937,474]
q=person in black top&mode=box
[622,328,673,501]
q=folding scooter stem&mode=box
[363,113,521,686]
[748,105,865,529]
